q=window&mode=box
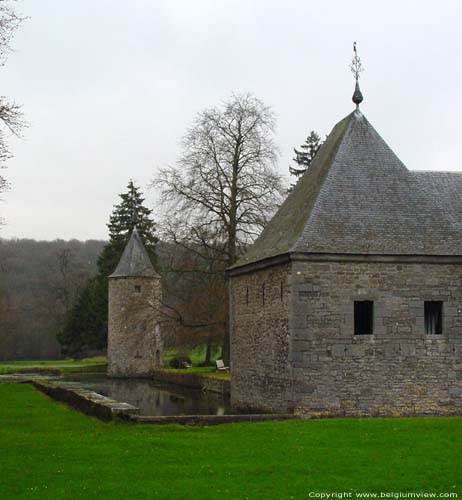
[262,283,265,305]
[246,287,249,306]
[425,301,443,335]
[354,301,374,335]
[134,285,141,293]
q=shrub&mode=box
[169,356,192,369]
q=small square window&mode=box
[425,301,443,335]
[354,301,374,335]
[134,285,141,293]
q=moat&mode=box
[64,373,231,416]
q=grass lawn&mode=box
[0,356,230,381]
[0,357,107,375]
[0,383,461,499]
[162,346,230,380]
[159,365,230,381]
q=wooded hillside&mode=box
[0,238,105,360]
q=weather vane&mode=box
[350,41,364,109]
[130,180,138,228]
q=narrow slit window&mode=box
[354,301,374,335]
[262,283,265,306]
[280,281,283,301]
[425,301,443,335]
[134,285,141,293]
[246,287,249,306]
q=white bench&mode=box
[215,359,229,372]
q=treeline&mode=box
[0,92,323,363]
[0,234,209,362]
[0,238,105,360]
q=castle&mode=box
[229,84,462,417]
[107,227,163,377]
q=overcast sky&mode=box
[1,0,461,241]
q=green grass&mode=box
[0,356,230,381]
[0,357,107,375]
[0,383,461,499]
[163,346,230,380]
[164,345,222,366]
[159,365,230,380]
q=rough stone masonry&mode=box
[230,257,462,416]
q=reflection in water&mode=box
[64,374,231,417]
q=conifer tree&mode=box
[97,180,158,277]
[58,181,157,357]
[289,131,322,183]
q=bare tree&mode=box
[0,1,26,224]
[152,93,285,362]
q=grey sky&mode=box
[1,0,461,241]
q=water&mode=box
[64,373,231,417]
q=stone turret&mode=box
[108,228,163,377]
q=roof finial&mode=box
[350,41,364,109]
[130,180,138,229]
[131,206,139,229]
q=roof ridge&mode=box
[412,170,462,174]
[289,110,357,254]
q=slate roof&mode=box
[233,109,462,268]
[109,228,159,278]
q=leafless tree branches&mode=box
[0,1,27,224]
[151,93,285,362]
[152,92,285,266]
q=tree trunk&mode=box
[204,334,213,366]
[221,326,230,366]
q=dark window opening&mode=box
[262,283,265,306]
[354,301,374,335]
[425,301,443,335]
[134,285,141,293]
[280,281,283,301]
[246,287,249,306]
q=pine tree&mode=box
[98,180,158,277]
[58,180,158,358]
[289,131,322,183]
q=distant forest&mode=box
[0,238,203,361]
[0,238,105,360]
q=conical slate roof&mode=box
[233,109,462,268]
[109,228,159,278]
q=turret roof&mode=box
[109,227,159,278]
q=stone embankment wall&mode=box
[32,380,139,421]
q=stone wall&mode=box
[230,263,293,412]
[230,258,462,416]
[290,259,462,416]
[108,276,163,377]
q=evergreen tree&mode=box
[289,131,322,184]
[58,180,158,357]
[57,282,101,357]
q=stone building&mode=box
[229,87,462,417]
[108,227,163,377]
